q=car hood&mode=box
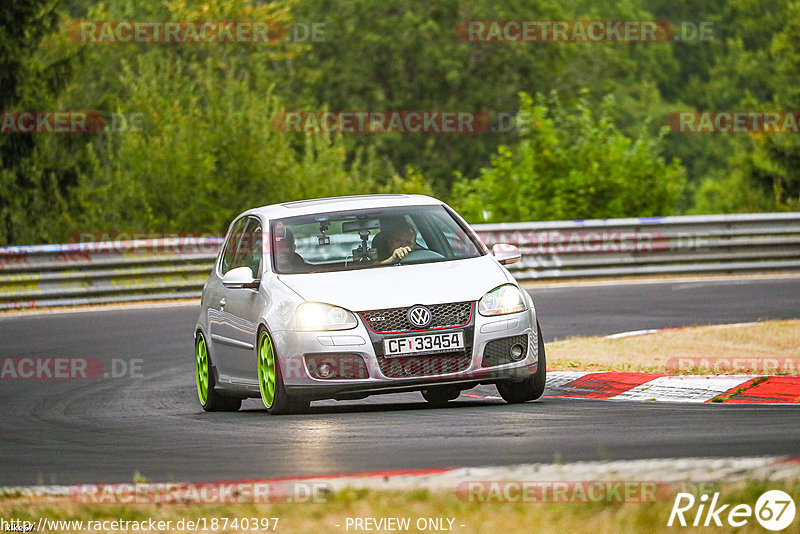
[277,255,513,311]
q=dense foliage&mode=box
[0,0,797,244]
[451,91,685,222]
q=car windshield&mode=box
[270,205,484,274]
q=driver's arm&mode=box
[378,246,412,265]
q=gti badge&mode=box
[407,305,432,328]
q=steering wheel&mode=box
[399,248,445,264]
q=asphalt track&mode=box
[0,276,799,485]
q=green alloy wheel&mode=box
[195,333,210,405]
[258,330,277,408]
[258,329,310,415]
[195,332,242,412]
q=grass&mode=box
[710,377,770,402]
[547,319,800,374]
[1,479,798,533]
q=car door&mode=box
[217,216,265,383]
[208,216,255,383]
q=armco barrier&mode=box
[1,213,799,310]
[0,237,221,311]
[477,212,800,280]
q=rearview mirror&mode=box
[222,266,260,290]
[342,218,381,233]
[492,244,521,265]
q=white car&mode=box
[194,194,545,414]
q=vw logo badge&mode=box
[407,305,432,328]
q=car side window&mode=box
[403,217,427,248]
[220,217,249,275]
[238,218,263,278]
[227,216,263,277]
[425,210,480,257]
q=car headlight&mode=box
[296,302,358,331]
[478,284,526,316]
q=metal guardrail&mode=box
[0,238,221,311]
[479,212,800,280]
[1,213,799,310]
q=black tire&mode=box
[196,332,242,412]
[496,323,547,404]
[257,328,310,415]
[421,386,460,407]
[268,366,311,415]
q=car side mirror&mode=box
[222,266,260,290]
[492,243,521,265]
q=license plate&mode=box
[383,332,464,357]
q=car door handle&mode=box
[219,298,226,310]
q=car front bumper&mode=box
[270,306,539,401]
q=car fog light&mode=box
[318,362,336,378]
[509,344,525,361]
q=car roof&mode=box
[243,194,444,220]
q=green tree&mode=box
[0,0,79,244]
[69,52,386,235]
[282,0,679,194]
[744,1,800,210]
[647,0,790,202]
[35,0,421,240]
[451,91,685,222]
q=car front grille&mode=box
[360,301,473,333]
[371,325,475,378]
[376,352,472,378]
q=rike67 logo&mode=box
[668,490,796,530]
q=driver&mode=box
[377,222,418,265]
[276,229,308,272]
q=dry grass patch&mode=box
[1,479,798,534]
[547,319,800,374]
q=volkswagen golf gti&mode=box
[194,194,546,414]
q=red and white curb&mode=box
[545,372,800,403]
